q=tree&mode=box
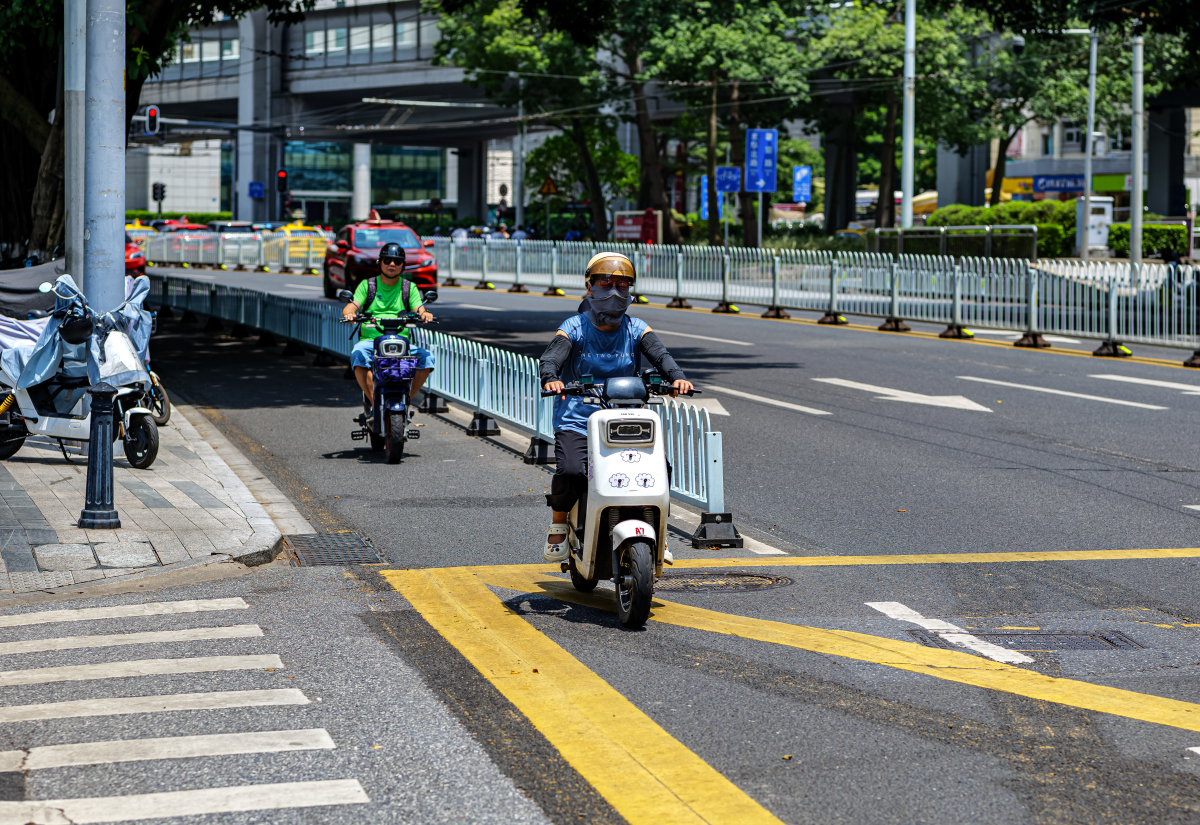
[524,131,638,238]
[644,0,808,246]
[429,0,622,239]
[0,0,313,258]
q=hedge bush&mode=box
[926,199,1076,257]
[125,210,231,226]
[1108,224,1188,258]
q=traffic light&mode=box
[145,105,159,135]
[276,169,288,193]
[152,182,166,202]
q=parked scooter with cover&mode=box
[541,372,697,628]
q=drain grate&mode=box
[656,571,792,592]
[286,533,383,566]
[908,629,1143,651]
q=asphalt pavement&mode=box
[10,265,1200,824]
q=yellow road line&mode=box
[479,568,1200,734]
[669,546,1200,569]
[382,567,784,825]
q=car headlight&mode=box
[129,251,144,259]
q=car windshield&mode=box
[218,225,256,234]
[125,233,133,243]
[353,228,420,249]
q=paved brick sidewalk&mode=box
[0,404,311,596]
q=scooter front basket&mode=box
[373,355,418,385]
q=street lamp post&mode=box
[515,77,525,232]
[900,0,916,228]
[1083,31,1097,261]
[83,0,125,315]
[1130,35,1144,265]
[64,0,85,286]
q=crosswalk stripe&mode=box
[0,599,249,628]
[0,689,308,723]
[0,780,369,824]
[0,625,263,657]
[0,729,335,772]
[0,655,283,688]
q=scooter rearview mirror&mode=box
[335,289,354,301]
[422,290,438,304]
[38,283,53,293]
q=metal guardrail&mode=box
[146,273,728,514]
[426,237,1200,355]
[145,234,329,273]
[873,225,1039,259]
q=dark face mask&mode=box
[579,284,632,327]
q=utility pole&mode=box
[64,0,85,284]
[1082,31,1097,260]
[83,0,125,314]
[1130,35,1143,265]
[515,77,525,231]
[900,0,916,228]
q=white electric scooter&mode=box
[542,373,698,628]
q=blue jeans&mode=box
[350,340,434,371]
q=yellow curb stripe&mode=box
[382,567,784,825]
[480,569,1200,734]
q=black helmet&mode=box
[379,242,404,265]
[58,310,93,345]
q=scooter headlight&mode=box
[607,419,653,444]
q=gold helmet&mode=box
[584,252,636,283]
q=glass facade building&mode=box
[371,146,444,203]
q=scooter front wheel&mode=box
[384,412,405,464]
[124,416,160,469]
[615,538,654,629]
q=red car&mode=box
[125,233,145,277]
[323,212,437,299]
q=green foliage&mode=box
[926,200,1078,256]
[524,131,638,206]
[1108,224,1189,258]
[1034,224,1066,258]
[126,211,231,225]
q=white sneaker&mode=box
[663,547,674,565]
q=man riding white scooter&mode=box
[539,252,693,562]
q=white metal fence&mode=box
[146,273,728,512]
[145,233,331,273]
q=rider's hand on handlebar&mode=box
[671,379,694,397]
[544,380,565,399]
[417,308,434,323]
[341,302,358,322]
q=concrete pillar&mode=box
[64,0,85,283]
[936,144,989,207]
[1148,106,1187,216]
[236,11,270,222]
[455,142,487,222]
[83,0,125,315]
[352,143,371,220]
[823,112,857,233]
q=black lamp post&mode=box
[78,382,120,529]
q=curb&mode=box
[0,554,237,607]
[230,525,284,567]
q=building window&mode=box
[285,142,353,192]
[305,30,325,55]
[370,146,444,205]
[181,42,199,62]
[328,28,347,53]
[222,39,239,60]
[419,19,438,48]
[1109,129,1131,152]
[372,23,393,54]
[201,40,220,62]
[1041,133,1053,156]
[1062,121,1082,153]
[350,26,370,52]
[397,21,417,48]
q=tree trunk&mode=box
[622,41,681,245]
[0,73,51,154]
[706,69,719,247]
[28,113,65,258]
[878,87,900,228]
[568,123,608,241]
[729,81,755,248]
[989,130,1016,207]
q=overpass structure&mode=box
[137,0,522,224]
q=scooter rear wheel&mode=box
[0,433,25,461]
[615,538,654,629]
[569,556,598,593]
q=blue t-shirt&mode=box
[553,314,649,434]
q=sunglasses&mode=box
[590,276,633,292]
[380,257,403,267]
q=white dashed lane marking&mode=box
[958,376,1168,410]
[866,601,1034,664]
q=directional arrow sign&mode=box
[813,378,992,412]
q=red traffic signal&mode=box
[152,182,166,202]
[276,169,288,193]
[145,105,159,135]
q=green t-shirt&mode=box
[352,278,423,340]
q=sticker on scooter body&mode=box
[620,449,641,463]
[609,473,630,488]
[634,473,655,488]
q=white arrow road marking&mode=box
[449,303,505,312]
[970,330,1082,344]
[682,397,730,417]
[706,385,831,416]
[866,602,1034,664]
[652,329,753,347]
[1091,374,1200,395]
[958,376,1168,409]
[813,378,992,412]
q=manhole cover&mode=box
[656,571,792,592]
[908,629,1143,651]
[286,533,383,566]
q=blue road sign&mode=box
[745,129,778,193]
[699,176,722,220]
[715,166,741,193]
[248,181,265,199]
[793,165,812,203]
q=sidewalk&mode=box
[0,403,313,596]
